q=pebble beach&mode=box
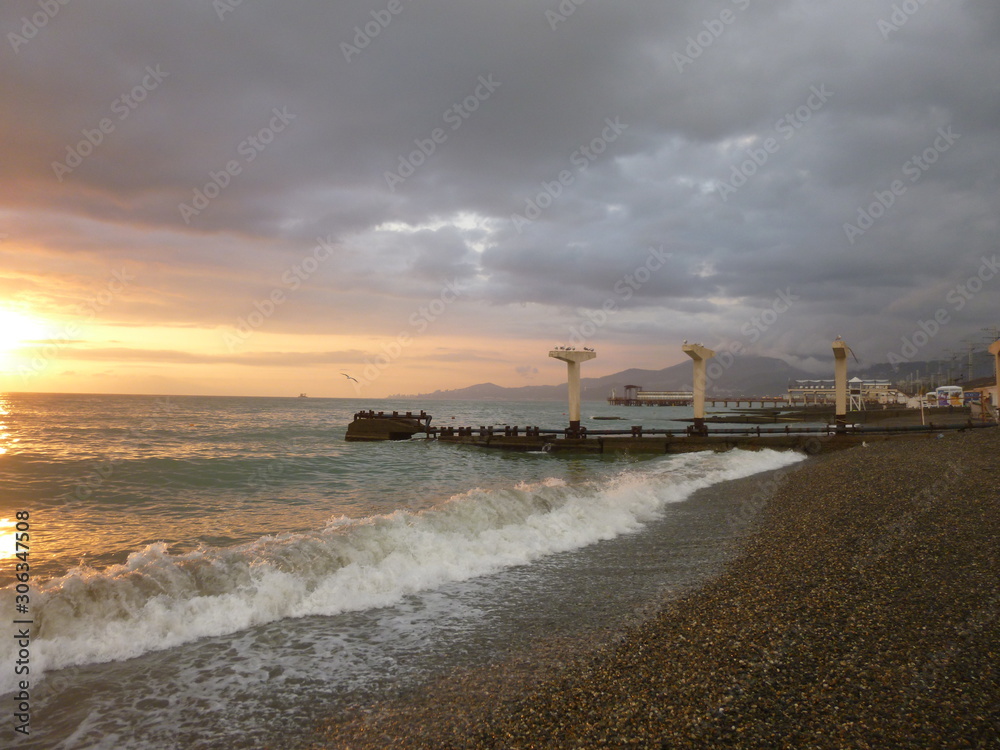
[312,425,1000,749]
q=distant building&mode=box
[634,390,693,404]
[787,378,901,406]
[607,384,693,406]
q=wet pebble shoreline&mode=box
[313,427,1000,749]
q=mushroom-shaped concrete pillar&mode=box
[549,349,596,436]
[832,338,849,432]
[682,343,715,434]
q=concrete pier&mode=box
[345,410,432,441]
[344,408,995,451]
[549,348,596,436]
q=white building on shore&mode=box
[787,378,902,406]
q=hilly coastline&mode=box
[393,356,955,402]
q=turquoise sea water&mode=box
[0,394,805,748]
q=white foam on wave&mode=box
[0,448,804,694]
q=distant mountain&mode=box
[406,382,550,401]
[395,356,980,401]
[398,356,814,401]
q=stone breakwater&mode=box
[313,427,999,749]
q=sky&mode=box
[1,0,998,397]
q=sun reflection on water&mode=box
[0,518,15,561]
[0,396,11,455]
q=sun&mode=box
[0,308,50,372]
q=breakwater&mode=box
[345,408,997,454]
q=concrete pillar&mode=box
[990,339,1000,417]
[832,339,848,432]
[682,343,715,434]
[549,349,597,435]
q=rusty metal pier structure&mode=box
[345,407,994,453]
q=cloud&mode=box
[2,0,998,392]
[68,347,367,367]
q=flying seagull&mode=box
[340,372,359,383]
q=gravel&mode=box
[311,426,1000,749]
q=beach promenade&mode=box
[315,426,999,749]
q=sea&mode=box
[0,393,807,749]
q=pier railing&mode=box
[606,396,790,408]
[425,420,993,439]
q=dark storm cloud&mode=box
[2,0,998,368]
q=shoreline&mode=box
[302,461,802,749]
[309,426,999,748]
